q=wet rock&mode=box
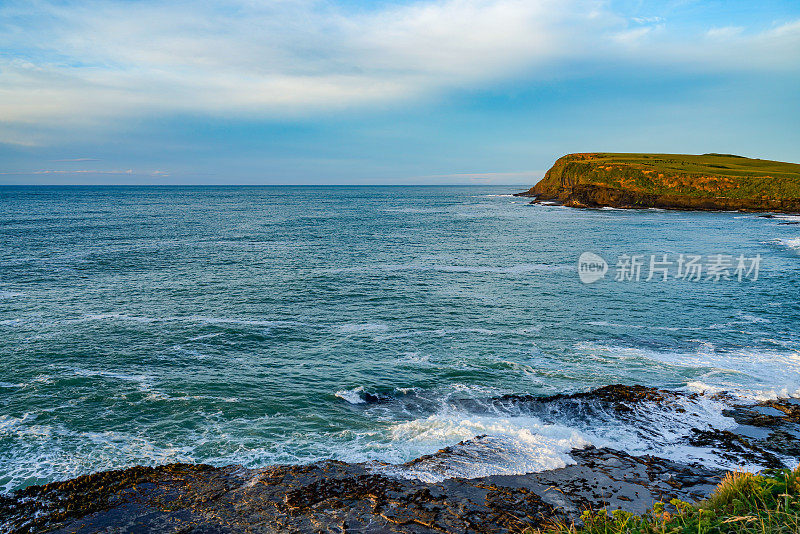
[495,384,677,413]
[0,461,565,534]
[688,429,783,469]
[721,398,800,463]
[3,386,800,533]
[0,446,729,534]
[480,447,723,517]
[763,430,800,457]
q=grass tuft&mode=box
[530,465,800,534]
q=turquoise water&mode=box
[1,186,799,492]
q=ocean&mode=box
[1,185,799,493]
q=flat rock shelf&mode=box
[3,385,799,534]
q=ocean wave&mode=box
[337,323,389,333]
[70,314,304,328]
[328,382,779,479]
[0,419,196,494]
[319,262,572,275]
[381,207,444,214]
[575,342,800,400]
[773,215,800,222]
[315,263,573,276]
[586,320,704,331]
[587,311,772,331]
[773,237,800,251]
[335,386,369,404]
[3,381,794,493]
[384,413,589,482]
[358,382,779,480]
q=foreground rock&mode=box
[2,386,799,533]
[517,153,800,213]
[0,448,724,534]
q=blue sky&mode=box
[1,0,799,185]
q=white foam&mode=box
[586,320,704,331]
[774,215,800,222]
[579,393,748,470]
[774,237,800,251]
[337,323,389,333]
[384,413,590,482]
[73,314,301,327]
[0,419,197,494]
[431,264,571,274]
[187,332,224,342]
[387,263,571,274]
[381,207,444,214]
[320,263,571,275]
[399,352,430,365]
[576,342,800,400]
[336,386,367,404]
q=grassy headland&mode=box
[521,153,800,213]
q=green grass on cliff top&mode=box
[590,153,800,181]
[553,153,800,199]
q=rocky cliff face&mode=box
[518,153,800,213]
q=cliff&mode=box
[518,153,800,213]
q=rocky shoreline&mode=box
[516,184,800,213]
[2,385,799,533]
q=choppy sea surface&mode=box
[1,185,799,493]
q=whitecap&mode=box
[382,413,590,482]
[337,323,389,333]
[770,237,800,251]
[576,341,800,400]
[336,386,367,404]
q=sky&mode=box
[0,0,799,185]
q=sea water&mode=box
[1,185,799,492]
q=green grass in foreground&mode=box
[533,466,800,534]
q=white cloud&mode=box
[706,26,744,39]
[420,171,545,183]
[0,0,798,134]
[0,169,168,176]
[0,0,606,127]
[631,16,663,24]
[612,25,656,44]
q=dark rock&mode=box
[688,429,783,469]
[4,386,800,533]
[0,443,732,534]
[497,384,671,407]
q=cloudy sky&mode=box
[1,0,799,184]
